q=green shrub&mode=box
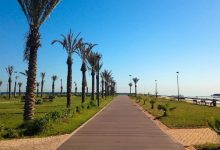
[35,99,43,105]
[157,103,176,117]
[149,98,156,109]
[4,128,19,138]
[208,117,220,134]
[87,104,91,109]
[46,111,61,121]
[22,117,49,136]
[76,106,81,113]
[89,101,96,107]
[136,95,142,103]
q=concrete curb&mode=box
[55,98,115,149]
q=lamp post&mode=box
[155,80,158,98]
[176,72,180,101]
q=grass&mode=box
[0,95,113,139]
[195,144,220,150]
[132,96,220,128]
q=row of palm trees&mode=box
[14,0,116,121]
[129,77,139,97]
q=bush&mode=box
[46,111,61,121]
[35,99,43,105]
[157,103,176,117]
[208,117,220,134]
[87,104,91,109]
[149,98,156,109]
[22,117,49,135]
[89,101,97,107]
[136,96,142,103]
[76,106,81,113]
[4,128,19,138]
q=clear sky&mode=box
[1,0,220,96]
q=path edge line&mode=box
[55,97,115,149]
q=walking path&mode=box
[58,96,184,150]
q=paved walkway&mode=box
[58,96,184,150]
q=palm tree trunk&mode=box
[14,81,17,97]
[96,72,100,106]
[41,81,44,97]
[81,63,87,104]
[101,79,104,98]
[67,57,72,108]
[19,86,21,96]
[91,70,95,101]
[8,77,11,99]
[104,81,107,98]
[37,86,39,97]
[135,84,137,97]
[52,82,55,96]
[24,27,40,120]
[130,86,131,95]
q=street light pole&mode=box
[155,80,158,98]
[176,72,180,101]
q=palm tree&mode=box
[95,54,102,106]
[20,70,28,77]
[128,83,132,95]
[60,79,63,95]
[51,75,58,96]
[6,65,14,99]
[52,30,80,108]
[0,81,2,95]
[133,77,139,97]
[102,70,112,97]
[40,72,46,97]
[18,82,22,96]
[14,76,19,97]
[100,74,104,98]
[18,0,60,120]
[77,40,96,104]
[87,51,100,101]
[36,82,40,97]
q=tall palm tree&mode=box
[102,70,112,97]
[77,40,96,104]
[0,81,2,95]
[36,82,40,97]
[18,0,60,120]
[51,75,58,96]
[6,65,14,99]
[52,30,80,108]
[133,77,139,97]
[87,51,99,101]
[40,72,46,97]
[18,82,22,96]
[14,76,19,97]
[60,79,63,95]
[94,54,102,106]
[128,83,132,95]
[100,74,104,98]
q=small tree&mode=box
[157,103,176,117]
[51,75,58,96]
[36,82,40,97]
[149,98,156,109]
[6,65,14,99]
[18,82,22,96]
[40,72,46,97]
[14,76,19,97]
[133,77,139,97]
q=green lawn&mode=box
[0,95,113,139]
[133,96,220,128]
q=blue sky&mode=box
[1,0,220,96]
